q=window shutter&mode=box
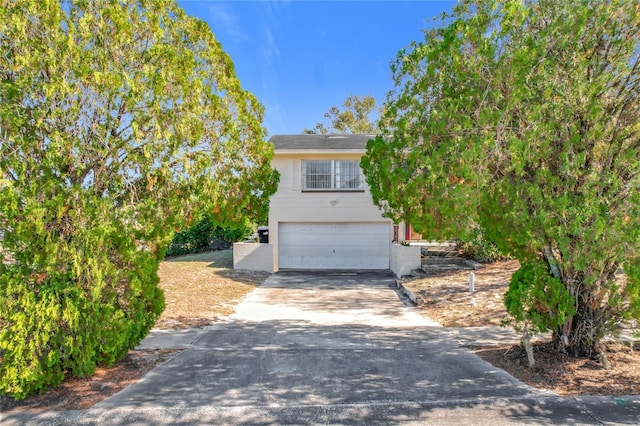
[292,159,301,191]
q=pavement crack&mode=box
[571,396,605,425]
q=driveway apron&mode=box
[93,271,544,414]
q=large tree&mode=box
[0,0,277,398]
[362,0,640,361]
[304,94,378,134]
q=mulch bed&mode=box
[1,349,181,413]
[476,341,640,396]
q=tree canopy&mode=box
[304,94,378,134]
[0,0,277,398]
[362,0,640,360]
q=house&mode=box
[233,134,420,277]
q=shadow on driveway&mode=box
[7,271,640,424]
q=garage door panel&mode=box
[279,223,390,270]
[333,233,349,246]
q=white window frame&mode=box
[302,159,364,191]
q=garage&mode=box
[278,223,390,270]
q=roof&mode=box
[269,134,376,151]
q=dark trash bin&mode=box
[257,226,269,243]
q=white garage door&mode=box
[279,223,390,270]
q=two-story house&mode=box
[233,134,420,276]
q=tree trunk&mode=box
[522,327,535,367]
[555,279,619,360]
[546,254,621,362]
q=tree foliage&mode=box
[166,214,253,257]
[0,0,278,398]
[362,0,640,358]
[304,94,378,134]
[457,227,510,264]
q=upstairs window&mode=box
[302,160,363,191]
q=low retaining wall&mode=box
[390,244,421,278]
[233,242,274,272]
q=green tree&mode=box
[362,0,640,361]
[0,0,278,398]
[166,214,254,257]
[304,94,378,134]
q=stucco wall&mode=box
[390,243,421,278]
[233,242,274,272]
[269,153,392,270]
[269,154,385,222]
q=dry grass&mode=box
[402,259,640,396]
[401,260,520,327]
[156,250,269,329]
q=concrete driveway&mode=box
[6,271,640,425]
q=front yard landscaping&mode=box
[156,250,269,329]
[401,260,519,327]
[402,259,640,396]
[3,255,639,413]
[1,249,268,413]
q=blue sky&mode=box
[178,1,456,136]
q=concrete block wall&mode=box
[390,243,421,278]
[233,242,274,273]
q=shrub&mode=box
[457,228,510,263]
[0,209,164,399]
[212,221,254,244]
[167,216,216,257]
[166,215,254,257]
[504,260,576,335]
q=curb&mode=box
[7,395,640,426]
[396,279,423,305]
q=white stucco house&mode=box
[233,134,420,277]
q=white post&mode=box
[469,272,475,292]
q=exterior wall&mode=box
[403,223,424,241]
[269,152,391,271]
[390,243,421,278]
[233,242,274,272]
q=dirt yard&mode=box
[401,260,519,327]
[401,259,640,396]
[155,250,269,329]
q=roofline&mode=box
[268,134,376,151]
[273,148,366,154]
